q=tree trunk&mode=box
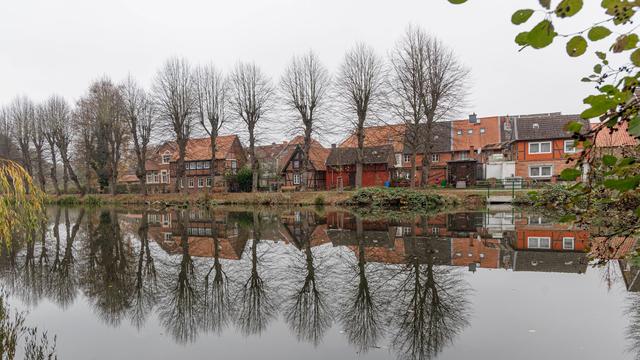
[175,140,187,193]
[355,126,364,189]
[410,149,417,188]
[35,149,46,190]
[63,164,69,193]
[210,134,217,192]
[49,144,61,196]
[249,131,258,193]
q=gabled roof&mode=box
[278,136,329,172]
[594,121,639,147]
[326,145,395,166]
[512,114,588,141]
[255,142,289,161]
[339,124,406,152]
[172,135,240,162]
[513,251,587,273]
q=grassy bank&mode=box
[44,188,524,208]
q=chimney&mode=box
[469,113,478,124]
[271,142,276,146]
[331,144,337,149]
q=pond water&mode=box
[2,206,639,360]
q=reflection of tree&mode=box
[282,212,332,346]
[158,210,200,344]
[338,215,385,354]
[48,207,84,308]
[80,209,135,326]
[390,239,470,360]
[130,210,158,330]
[200,210,233,334]
[235,212,276,336]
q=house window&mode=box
[230,160,238,173]
[146,173,154,184]
[528,141,552,154]
[457,130,462,136]
[160,170,169,184]
[204,161,210,169]
[198,177,204,188]
[403,154,411,163]
[188,177,194,188]
[197,162,203,170]
[402,227,412,235]
[431,154,440,162]
[161,153,171,164]
[460,152,469,160]
[529,165,552,178]
[563,237,575,250]
[180,178,184,188]
[395,154,402,167]
[206,177,212,187]
[190,162,197,170]
[480,128,486,134]
[564,140,576,153]
[432,227,439,235]
[293,173,301,185]
[467,129,473,134]
[163,233,172,241]
[528,237,551,249]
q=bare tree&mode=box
[335,44,385,188]
[43,96,65,195]
[194,64,228,188]
[0,107,17,162]
[51,96,85,195]
[31,104,48,189]
[9,96,35,176]
[152,58,197,193]
[121,75,156,195]
[228,62,274,192]
[387,26,430,188]
[419,31,469,187]
[280,51,331,191]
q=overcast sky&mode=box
[1,0,605,143]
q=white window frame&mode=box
[457,130,462,136]
[161,152,171,164]
[529,165,553,178]
[480,128,486,134]
[188,177,194,188]
[293,173,301,185]
[527,236,551,249]
[467,129,473,134]
[160,170,169,184]
[403,154,411,163]
[395,153,402,167]
[562,237,575,250]
[431,154,440,162]
[198,177,204,188]
[203,161,210,169]
[460,152,469,160]
[528,141,552,154]
[564,140,577,153]
[197,162,203,170]
[206,177,212,187]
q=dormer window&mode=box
[161,151,171,164]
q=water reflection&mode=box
[0,206,636,359]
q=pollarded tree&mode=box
[335,44,386,189]
[31,104,48,190]
[121,75,156,195]
[8,96,35,177]
[51,96,85,195]
[43,95,66,195]
[152,58,197,193]
[280,51,331,191]
[228,62,274,192]
[194,64,228,187]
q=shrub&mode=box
[345,187,452,211]
[55,195,79,206]
[83,195,104,206]
[314,195,325,206]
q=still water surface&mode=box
[1,206,638,360]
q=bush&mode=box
[83,195,104,206]
[314,195,325,206]
[55,195,80,206]
[345,187,452,211]
[520,183,577,208]
[236,168,253,192]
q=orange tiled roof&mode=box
[594,121,639,148]
[279,135,329,172]
[339,124,406,152]
[169,135,239,161]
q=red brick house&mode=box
[326,145,394,189]
[506,113,589,181]
[145,135,246,193]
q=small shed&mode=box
[447,159,482,187]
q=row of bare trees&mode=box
[0,25,467,194]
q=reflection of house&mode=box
[512,251,588,274]
[451,237,502,269]
[619,260,640,292]
[326,145,394,189]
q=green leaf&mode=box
[612,34,639,53]
[603,176,640,192]
[594,64,602,74]
[632,48,640,66]
[448,0,467,3]
[515,32,529,46]
[581,94,615,119]
[528,20,556,49]
[566,35,587,57]
[566,121,583,133]
[512,9,535,25]
[602,154,617,166]
[559,214,577,223]
[596,51,606,60]
[539,0,551,9]
[560,168,582,181]
[628,116,640,137]
[587,26,612,41]
[555,0,583,18]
